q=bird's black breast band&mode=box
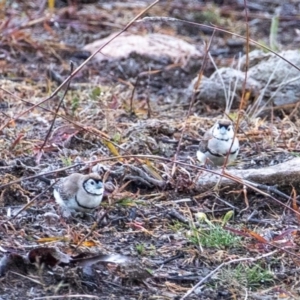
[75,195,97,210]
[207,147,239,157]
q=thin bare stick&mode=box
[0,155,207,189]
[0,88,124,152]
[0,155,298,218]
[222,0,250,170]
[130,69,161,114]
[47,0,160,100]
[9,180,57,221]
[0,0,160,133]
[38,62,74,154]
[180,250,278,299]
[33,295,99,300]
[136,17,300,72]
[171,29,215,176]
[72,209,109,253]
[225,172,295,213]
[0,163,84,189]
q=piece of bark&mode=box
[195,157,300,193]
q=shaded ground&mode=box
[1,1,300,299]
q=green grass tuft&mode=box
[188,225,242,249]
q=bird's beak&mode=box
[96,182,103,189]
[219,126,227,135]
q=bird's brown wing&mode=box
[54,173,81,202]
[199,130,213,153]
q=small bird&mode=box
[53,173,104,214]
[197,119,239,166]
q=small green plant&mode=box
[149,244,157,257]
[221,210,234,227]
[71,96,80,114]
[169,220,188,233]
[90,86,101,100]
[59,155,72,167]
[112,132,121,143]
[193,4,223,26]
[291,152,300,157]
[189,225,241,249]
[136,243,145,255]
[219,264,274,289]
[117,198,146,207]
[188,212,240,249]
[269,14,279,51]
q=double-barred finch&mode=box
[197,119,239,166]
[53,173,104,213]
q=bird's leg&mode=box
[212,175,223,192]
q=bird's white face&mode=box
[212,122,234,140]
[83,178,104,195]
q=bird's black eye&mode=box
[227,127,230,131]
[91,180,95,185]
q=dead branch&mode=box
[196,157,300,194]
